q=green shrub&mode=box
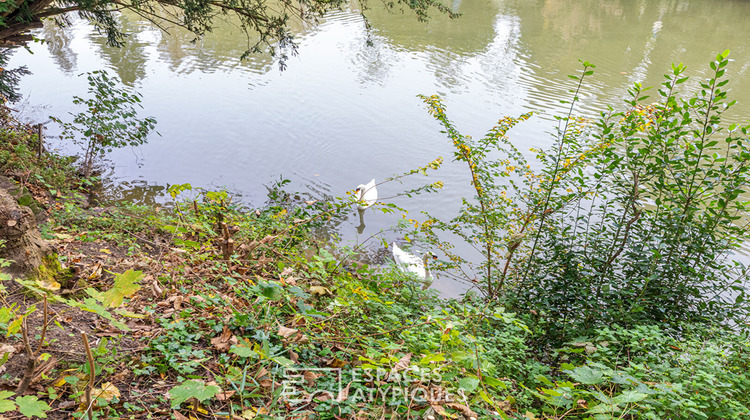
[533,325,750,419]
[52,70,157,177]
[419,51,750,343]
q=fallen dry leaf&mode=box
[430,404,448,416]
[255,367,269,380]
[0,344,15,360]
[337,381,351,402]
[445,402,478,420]
[392,353,412,372]
[211,326,237,351]
[173,295,184,310]
[173,410,190,420]
[216,390,236,401]
[304,370,321,387]
[325,358,347,368]
[288,349,299,363]
[278,325,298,339]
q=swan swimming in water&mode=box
[392,242,437,280]
[355,179,377,210]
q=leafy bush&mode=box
[533,325,750,419]
[419,51,750,342]
[52,70,157,177]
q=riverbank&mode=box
[2,108,750,420]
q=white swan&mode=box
[392,242,436,280]
[355,179,377,210]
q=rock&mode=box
[0,176,56,278]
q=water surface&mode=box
[10,0,750,295]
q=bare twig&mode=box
[15,296,49,394]
[14,319,35,394]
[37,295,49,358]
[81,332,95,420]
[36,124,43,159]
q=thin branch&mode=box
[35,295,49,358]
[15,318,36,394]
[81,332,95,420]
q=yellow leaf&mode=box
[241,407,271,419]
[99,248,111,254]
[92,382,120,405]
[309,286,332,296]
[36,278,61,291]
[101,270,144,308]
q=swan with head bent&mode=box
[355,179,378,210]
[392,242,437,280]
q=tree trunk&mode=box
[0,176,55,277]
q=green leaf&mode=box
[535,374,554,386]
[0,306,13,324]
[612,391,648,404]
[170,380,220,408]
[567,366,604,385]
[0,391,16,413]
[73,298,129,331]
[229,345,258,359]
[101,270,144,308]
[16,395,50,418]
[260,283,283,300]
[272,356,294,367]
[450,350,470,362]
[420,353,446,364]
[7,316,23,335]
[484,377,508,389]
[588,404,619,415]
[479,389,493,404]
[458,376,480,392]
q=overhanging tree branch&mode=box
[0,0,456,68]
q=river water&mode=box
[8,0,750,296]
